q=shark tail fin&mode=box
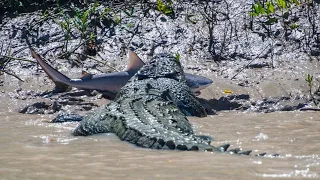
[125,50,145,73]
[30,49,71,92]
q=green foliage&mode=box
[250,0,301,17]
[55,1,130,56]
[185,14,197,24]
[100,7,121,25]
[89,32,95,41]
[291,0,300,5]
[175,53,180,61]
[70,2,98,39]
[157,0,174,16]
[305,74,319,106]
[60,14,72,51]
[60,16,71,37]
[73,8,90,36]
[174,53,181,66]
[42,10,48,18]
[289,23,299,29]
[123,7,135,17]
[114,14,120,24]
[18,1,23,7]
[251,2,266,16]
[250,0,306,34]
[61,2,98,40]
[265,17,278,25]
[266,1,275,14]
[56,2,102,55]
[102,7,111,17]
[275,0,287,9]
[306,74,313,88]
[126,23,135,29]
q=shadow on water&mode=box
[198,94,312,115]
[197,94,251,115]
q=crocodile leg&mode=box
[72,104,117,136]
[166,80,207,117]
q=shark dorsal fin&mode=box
[80,70,93,80]
[125,50,145,72]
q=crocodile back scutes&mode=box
[137,53,186,82]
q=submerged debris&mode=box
[19,101,61,114]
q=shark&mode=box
[30,49,213,99]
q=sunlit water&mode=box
[0,100,319,180]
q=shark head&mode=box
[185,73,213,95]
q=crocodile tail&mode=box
[112,119,225,151]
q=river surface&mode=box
[0,104,319,179]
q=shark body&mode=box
[30,49,212,98]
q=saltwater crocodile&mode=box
[72,52,252,154]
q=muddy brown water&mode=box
[0,99,319,179]
[0,74,319,179]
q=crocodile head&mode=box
[137,53,185,82]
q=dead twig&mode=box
[73,52,120,72]
[57,40,86,59]
[0,69,24,82]
[2,55,36,64]
[231,44,271,80]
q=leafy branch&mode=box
[305,74,318,106]
[157,0,174,17]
